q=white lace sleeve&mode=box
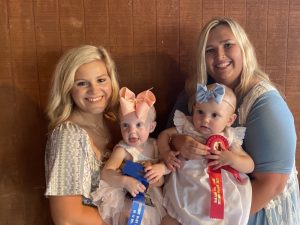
[230,127,246,146]
[173,110,206,143]
[173,110,190,134]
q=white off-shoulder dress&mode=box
[163,110,252,225]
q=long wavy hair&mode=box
[186,17,272,112]
[46,45,120,130]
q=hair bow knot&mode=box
[119,87,156,121]
[196,83,225,104]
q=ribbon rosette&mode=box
[206,135,242,219]
[119,87,156,121]
[196,83,225,104]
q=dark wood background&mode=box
[0,0,299,224]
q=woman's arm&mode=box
[45,123,108,225]
[243,91,296,214]
[49,196,107,225]
[250,172,289,214]
[101,146,128,187]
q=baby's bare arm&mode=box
[102,147,146,196]
[207,145,254,173]
[157,128,181,170]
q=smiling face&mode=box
[205,25,243,89]
[192,100,236,138]
[71,60,112,115]
[119,111,156,148]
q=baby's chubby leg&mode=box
[160,215,181,225]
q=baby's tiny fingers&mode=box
[144,166,152,172]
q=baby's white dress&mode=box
[92,138,166,225]
[163,110,252,225]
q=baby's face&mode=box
[192,100,235,137]
[119,112,155,147]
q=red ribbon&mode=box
[206,135,241,219]
[207,168,224,219]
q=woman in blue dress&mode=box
[162,17,300,225]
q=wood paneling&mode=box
[0,1,299,224]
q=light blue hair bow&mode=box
[196,83,225,104]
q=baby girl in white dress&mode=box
[158,83,254,225]
[92,87,167,225]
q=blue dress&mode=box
[168,81,300,225]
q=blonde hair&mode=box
[186,17,272,112]
[46,45,120,130]
[146,106,157,122]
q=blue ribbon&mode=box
[122,160,149,225]
[126,193,145,225]
[196,83,225,104]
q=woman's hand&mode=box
[171,134,210,160]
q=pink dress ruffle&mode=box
[92,139,166,225]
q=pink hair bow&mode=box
[119,87,156,121]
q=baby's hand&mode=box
[163,151,181,171]
[205,146,234,170]
[144,163,166,184]
[124,176,146,197]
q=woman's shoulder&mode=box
[47,121,90,150]
[244,81,279,104]
[239,81,286,125]
[251,85,291,118]
[50,121,87,137]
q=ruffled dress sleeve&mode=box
[173,110,191,134]
[45,122,101,200]
[225,126,246,147]
[173,110,206,143]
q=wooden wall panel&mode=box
[85,0,110,46]
[109,0,133,46]
[203,0,224,24]
[133,0,156,46]
[34,0,61,79]
[246,0,268,68]
[60,0,85,50]
[0,1,299,224]
[266,0,289,87]
[179,0,202,77]
[156,0,182,132]
[0,0,11,80]
[287,0,300,165]
[225,0,246,27]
